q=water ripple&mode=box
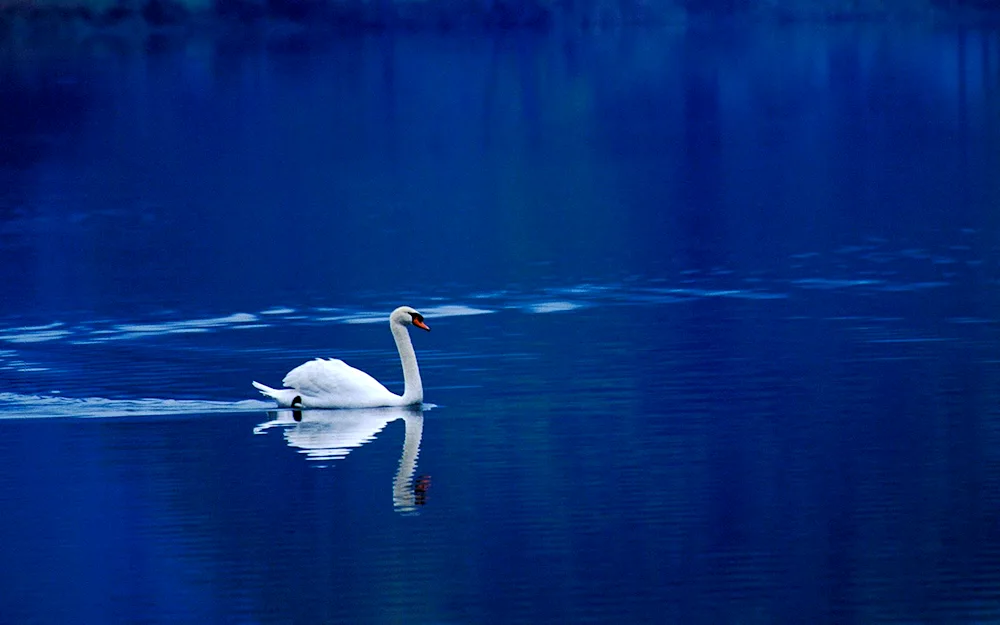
[0,240,994,354]
[791,278,885,289]
[525,301,585,314]
[0,322,72,344]
[75,313,262,344]
[0,392,271,419]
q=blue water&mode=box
[2,22,1000,624]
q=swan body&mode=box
[252,306,430,409]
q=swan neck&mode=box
[393,414,424,513]
[391,321,423,404]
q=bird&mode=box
[252,306,430,409]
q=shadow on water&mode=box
[254,405,430,513]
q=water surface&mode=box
[1,22,1000,624]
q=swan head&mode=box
[390,306,430,332]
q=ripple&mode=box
[867,337,951,344]
[949,317,996,325]
[74,313,262,343]
[525,301,584,314]
[422,305,495,319]
[0,322,72,344]
[638,287,788,301]
[334,305,495,324]
[0,350,47,373]
[0,392,272,419]
[791,278,885,289]
[0,329,72,344]
[876,281,951,292]
[0,244,994,354]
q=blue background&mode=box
[1,22,1000,624]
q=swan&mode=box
[252,306,430,409]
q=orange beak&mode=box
[413,319,431,332]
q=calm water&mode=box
[2,21,1000,624]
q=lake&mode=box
[2,20,1000,624]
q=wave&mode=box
[0,392,273,420]
[76,313,265,344]
[328,304,496,324]
[0,239,987,351]
[0,322,73,344]
[524,301,586,314]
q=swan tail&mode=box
[252,380,277,396]
[252,381,301,407]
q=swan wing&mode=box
[282,358,398,407]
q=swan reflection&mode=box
[253,406,428,513]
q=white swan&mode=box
[252,306,430,409]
